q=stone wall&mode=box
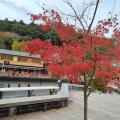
[0,100,67,118]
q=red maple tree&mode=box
[22,2,120,120]
[24,10,120,87]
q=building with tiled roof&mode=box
[0,49,43,71]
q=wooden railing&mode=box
[0,60,43,67]
[0,71,52,78]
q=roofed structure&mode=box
[0,49,40,58]
[0,49,47,77]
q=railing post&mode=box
[18,84,21,87]
[28,84,30,97]
[8,84,10,88]
[0,92,2,99]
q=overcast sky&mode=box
[0,0,120,27]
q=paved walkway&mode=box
[1,90,120,120]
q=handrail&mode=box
[0,71,52,78]
[68,84,91,88]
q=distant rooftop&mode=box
[0,49,40,58]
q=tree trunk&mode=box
[84,71,87,120]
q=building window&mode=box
[18,57,28,62]
[31,58,40,64]
[1,54,13,61]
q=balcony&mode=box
[0,71,52,79]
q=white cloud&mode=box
[0,0,120,26]
[0,0,32,23]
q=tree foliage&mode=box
[23,4,120,91]
[22,1,120,120]
[0,37,13,50]
[12,40,25,51]
[0,18,62,46]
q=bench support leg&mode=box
[50,89,52,95]
[0,91,4,99]
[50,89,55,95]
[28,90,33,97]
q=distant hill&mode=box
[0,18,61,50]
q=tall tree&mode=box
[12,40,25,51]
[23,1,120,120]
[12,40,21,51]
[0,37,13,50]
[44,30,61,46]
[0,18,11,32]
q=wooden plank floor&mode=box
[1,90,120,120]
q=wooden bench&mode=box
[0,94,68,108]
[0,86,59,99]
[0,83,68,118]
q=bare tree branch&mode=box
[63,0,85,30]
[87,0,100,33]
[82,18,89,28]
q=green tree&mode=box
[12,24,28,36]
[0,18,11,32]
[44,30,61,45]
[19,20,25,25]
[0,32,20,40]
[12,40,25,51]
[0,18,62,46]
[27,22,44,39]
[0,37,13,50]
[19,40,25,51]
[12,40,21,51]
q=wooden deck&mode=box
[1,90,120,120]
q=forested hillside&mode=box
[0,18,61,50]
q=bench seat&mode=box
[0,94,67,108]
